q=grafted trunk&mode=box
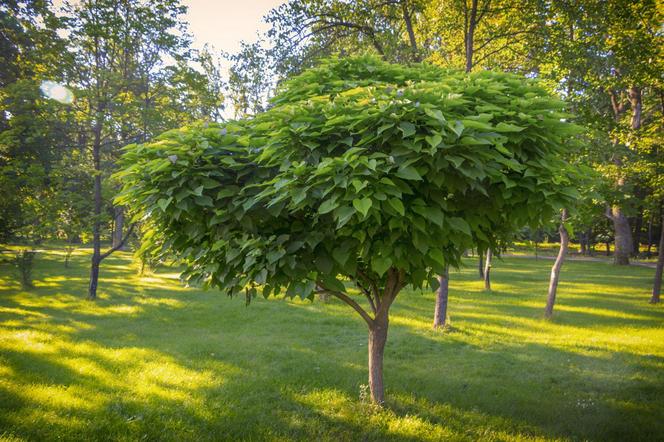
[545,209,569,318]
[650,213,664,304]
[368,314,388,404]
[484,249,492,291]
[433,267,449,329]
[612,206,633,265]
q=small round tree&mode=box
[117,56,580,404]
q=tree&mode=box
[651,212,664,304]
[117,56,580,404]
[544,209,569,318]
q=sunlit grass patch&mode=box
[0,247,662,440]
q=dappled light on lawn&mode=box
[0,249,663,440]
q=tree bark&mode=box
[433,267,449,329]
[401,0,419,61]
[112,206,126,249]
[87,106,104,300]
[478,249,484,278]
[368,312,388,404]
[484,248,492,291]
[612,206,633,265]
[545,209,569,319]
[325,268,402,405]
[465,0,479,72]
[650,213,664,304]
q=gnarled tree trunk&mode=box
[545,209,569,318]
[433,267,449,329]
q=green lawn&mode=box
[1,248,663,441]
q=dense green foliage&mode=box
[1,249,662,440]
[118,57,580,300]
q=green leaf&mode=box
[332,245,351,266]
[399,122,416,137]
[395,166,422,181]
[195,195,213,207]
[267,249,286,264]
[447,217,471,236]
[318,198,338,214]
[157,197,172,212]
[387,198,405,216]
[495,122,525,132]
[428,248,445,269]
[352,198,372,217]
[371,256,391,276]
[334,206,355,228]
[425,134,442,148]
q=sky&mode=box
[52,0,286,55]
[181,0,285,54]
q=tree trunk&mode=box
[650,213,664,304]
[401,0,419,61]
[484,249,492,291]
[478,250,484,278]
[465,0,479,72]
[647,215,654,258]
[112,206,126,249]
[579,236,587,255]
[633,208,643,256]
[433,267,449,329]
[88,106,104,301]
[612,206,633,265]
[368,313,388,404]
[545,209,569,319]
[606,241,611,256]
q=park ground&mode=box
[0,247,663,441]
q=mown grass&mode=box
[0,248,662,441]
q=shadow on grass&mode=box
[1,250,663,441]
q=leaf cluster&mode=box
[118,56,581,301]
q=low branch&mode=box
[100,223,135,261]
[317,283,374,326]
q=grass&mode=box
[0,248,663,441]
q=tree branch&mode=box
[100,223,135,261]
[317,283,374,326]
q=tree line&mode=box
[1,2,662,295]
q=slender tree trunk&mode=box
[87,108,104,301]
[433,267,449,329]
[650,213,664,304]
[478,250,484,278]
[401,0,419,61]
[633,208,643,256]
[484,249,492,291]
[368,312,388,404]
[465,0,478,72]
[606,241,611,256]
[545,209,569,319]
[647,215,654,258]
[112,206,126,249]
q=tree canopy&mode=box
[118,56,580,302]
